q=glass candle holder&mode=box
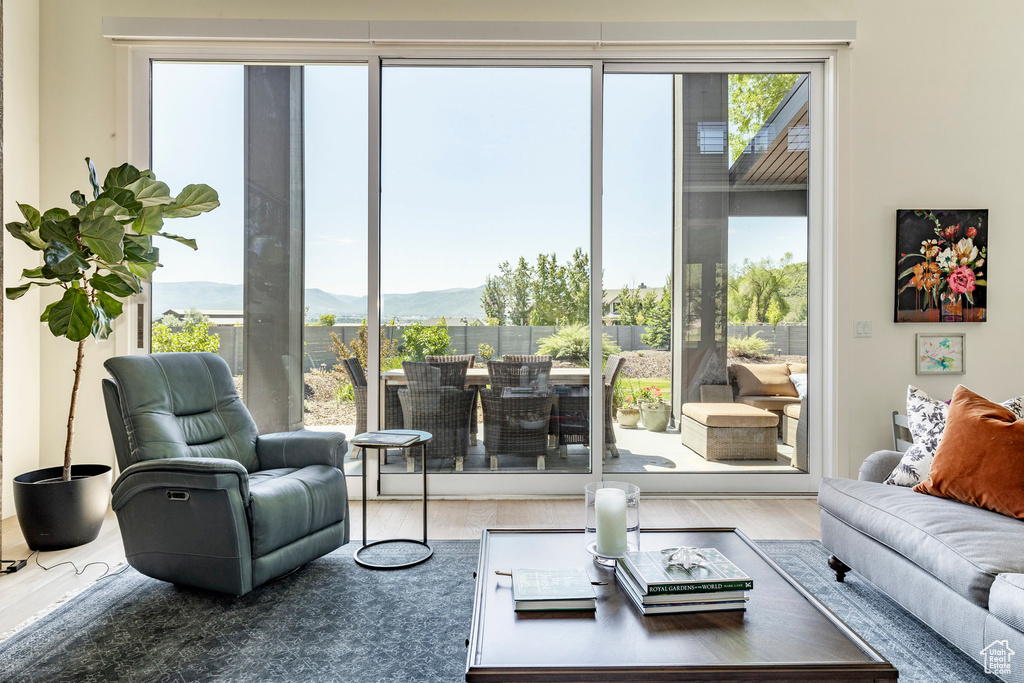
[585,481,640,567]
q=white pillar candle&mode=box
[594,487,628,556]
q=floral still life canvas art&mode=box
[916,333,965,375]
[895,209,988,323]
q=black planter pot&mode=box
[13,464,113,551]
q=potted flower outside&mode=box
[5,158,218,550]
[616,396,641,429]
[631,382,671,432]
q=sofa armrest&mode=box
[111,457,251,509]
[256,430,348,470]
[858,450,904,483]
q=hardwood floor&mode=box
[0,497,820,635]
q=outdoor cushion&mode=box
[787,362,808,375]
[681,402,778,428]
[737,395,801,410]
[249,465,347,559]
[914,386,1024,519]
[990,574,1024,633]
[732,363,798,398]
[819,477,1024,607]
[783,403,802,419]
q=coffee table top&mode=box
[466,528,896,682]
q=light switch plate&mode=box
[854,320,872,338]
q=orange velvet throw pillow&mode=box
[914,385,1024,519]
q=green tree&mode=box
[506,257,533,326]
[152,317,221,353]
[481,274,506,325]
[728,73,800,163]
[530,252,564,326]
[728,255,800,324]
[481,249,591,326]
[317,313,336,327]
[563,248,590,325]
[640,276,672,349]
[402,318,453,361]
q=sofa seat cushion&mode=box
[249,466,347,559]
[819,477,1024,607]
[737,395,801,411]
[681,402,778,428]
[991,574,1024,633]
[783,403,802,419]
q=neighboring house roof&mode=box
[423,316,485,326]
[603,287,665,307]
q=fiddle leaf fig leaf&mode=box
[125,177,174,207]
[18,203,41,228]
[78,198,135,223]
[125,260,157,279]
[158,231,198,250]
[5,283,34,300]
[103,264,143,293]
[39,217,79,248]
[132,206,165,235]
[124,234,160,264]
[89,272,136,298]
[44,242,90,275]
[91,292,123,339]
[86,157,101,199]
[97,187,143,217]
[164,184,220,218]
[42,208,72,223]
[46,287,93,342]
[94,290,123,319]
[70,190,88,208]
[6,221,47,250]
[103,162,141,191]
[80,215,125,263]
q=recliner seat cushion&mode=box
[249,466,347,558]
[819,477,1024,607]
[104,353,259,471]
[990,574,1024,633]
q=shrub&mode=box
[402,318,453,362]
[727,333,770,358]
[317,313,336,327]
[537,324,621,365]
[152,319,220,353]
[330,319,401,372]
[478,342,496,362]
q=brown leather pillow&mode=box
[914,385,1024,519]
[732,363,797,398]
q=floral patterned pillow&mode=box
[885,386,1024,487]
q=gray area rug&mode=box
[0,539,1000,682]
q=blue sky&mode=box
[152,64,805,295]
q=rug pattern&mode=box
[0,539,1003,682]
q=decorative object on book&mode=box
[618,547,753,595]
[584,481,640,567]
[661,546,709,570]
[349,430,433,569]
[509,567,597,612]
[4,158,219,550]
[915,333,965,375]
[895,209,987,323]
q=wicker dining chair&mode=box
[502,354,552,363]
[480,360,555,470]
[339,358,368,460]
[426,354,478,446]
[553,354,626,460]
[397,361,475,472]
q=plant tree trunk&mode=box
[63,339,86,482]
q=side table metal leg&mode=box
[422,442,428,544]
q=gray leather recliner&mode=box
[102,352,349,596]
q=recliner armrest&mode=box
[256,430,347,470]
[858,450,904,483]
[111,457,251,510]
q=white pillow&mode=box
[884,386,1024,487]
[790,373,808,399]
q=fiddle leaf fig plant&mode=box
[5,158,219,481]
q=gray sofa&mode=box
[819,450,1024,682]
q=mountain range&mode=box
[152,281,487,322]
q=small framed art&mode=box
[916,333,965,375]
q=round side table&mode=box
[351,430,433,570]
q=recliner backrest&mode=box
[103,353,260,472]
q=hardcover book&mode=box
[615,562,747,605]
[618,572,747,615]
[620,548,753,595]
[512,567,597,612]
[351,431,421,447]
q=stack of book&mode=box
[616,548,753,615]
[511,567,597,612]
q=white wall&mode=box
[2,0,41,517]
[5,0,1021,508]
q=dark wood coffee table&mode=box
[466,528,897,682]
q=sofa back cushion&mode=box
[104,353,259,472]
[914,385,1024,519]
[732,363,797,398]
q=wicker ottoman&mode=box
[680,403,779,461]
